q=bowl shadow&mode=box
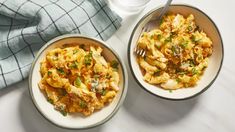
[123,71,199,126]
[18,88,104,132]
[0,80,27,98]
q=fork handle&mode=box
[158,0,173,20]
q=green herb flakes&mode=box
[171,45,176,53]
[70,61,79,69]
[191,35,201,43]
[171,45,180,55]
[60,110,67,116]
[192,68,198,75]
[188,26,193,31]
[84,51,92,66]
[99,89,107,96]
[154,69,160,76]
[110,60,119,69]
[102,89,106,96]
[47,98,54,104]
[79,100,87,108]
[176,78,181,83]
[165,35,172,43]
[47,71,52,75]
[180,41,188,48]
[75,77,82,87]
[73,49,79,54]
[157,34,162,40]
[57,68,65,75]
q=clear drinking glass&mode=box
[107,0,151,14]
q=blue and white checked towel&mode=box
[0,0,122,89]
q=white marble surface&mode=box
[1,0,235,131]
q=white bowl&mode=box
[29,34,128,129]
[128,4,223,100]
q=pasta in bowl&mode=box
[39,46,121,116]
[137,14,212,90]
[29,34,128,129]
[128,4,223,100]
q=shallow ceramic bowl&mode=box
[29,34,128,129]
[128,4,223,100]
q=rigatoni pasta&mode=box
[137,14,213,90]
[38,45,120,116]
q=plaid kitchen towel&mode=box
[0,0,122,89]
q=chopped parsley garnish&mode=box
[180,41,188,48]
[171,45,180,55]
[73,49,79,54]
[171,45,176,53]
[192,68,198,75]
[47,98,54,104]
[57,68,65,75]
[154,69,161,76]
[101,89,107,96]
[188,26,193,31]
[191,35,197,42]
[156,44,161,49]
[197,55,203,61]
[70,61,79,69]
[190,60,196,66]
[191,35,201,43]
[110,60,119,69]
[75,77,82,87]
[84,51,93,66]
[99,89,107,96]
[169,90,173,93]
[79,100,87,108]
[60,110,67,116]
[47,71,52,75]
[165,35,172,43]
[157,34,162,40]
[176,78,181,83]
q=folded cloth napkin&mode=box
[0,0,122,89]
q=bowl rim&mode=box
[127,4,224,101]
[28,34,128,129]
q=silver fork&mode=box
[135,0,173,57]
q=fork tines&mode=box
[135,47,146,57]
